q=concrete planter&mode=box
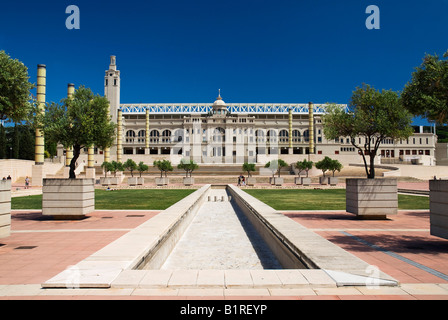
[100,177,111,186]
[110,177,120,185]
[42,178,95,220]
[301,177,311,186]
[429,180,448,239]
[0,180,11,239]
[319,176,328,185]
[328,177,339,186]
[246,177,256,186]
[183,177,194,186]
[137,177,145,185]
[294,177,302,185]
[273,177,284,186]
[346,178,397,219]
[127,177,138,186]
[155,177,169,186]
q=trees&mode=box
[322,84,413,179]
[37,86,116,179]
[242,162,256,178]
[0,51,34,123]
[315,156,333,178]
[101,161,114,178]
[110,161,124,177]
[124,159,137,177]
[402,51,448,124]
[295,159,313,177]
[265,159,288,178]
[137,161,149,178]
[154,160,173,178]
[329,159,343,177]
[177,159,199,177]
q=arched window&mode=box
[212,127,225,143]
[255,129,265,143]
[161,130,172,143]
[303,130,309,142]
[279,130,289,143]
[126,130,136,143]
[150,130,159,143]
[292,130,301,142]
[138,130,146,143]
[267,129,277,143]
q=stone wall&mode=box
[0,180,11,239]
[430,180,448,239]
[42,178,95,219]
[346,178,398,219]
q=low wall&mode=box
[42,184,211,288]
[430,180,448,240]
[42,179,95,219]
[0,180,11,239]
[0,160,64,183]
[227,184,397,281]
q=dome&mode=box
[212,90,226,107]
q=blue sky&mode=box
[1,0,447,125]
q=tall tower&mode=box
[105,56,120,124]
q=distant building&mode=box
[77,56,439,166]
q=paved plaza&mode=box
[1,181,448,300]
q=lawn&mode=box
[11,188,429,211]
[244,189,429,211]
[11,189,197,210]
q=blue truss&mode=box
[120,103,346,114]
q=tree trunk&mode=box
[69,145,81,179]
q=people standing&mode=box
[25,176,30,189]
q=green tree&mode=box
[37,86,116,179]
[242,162,256,178]
[329,159,343,177]
[295,159,313,177]
[322,84,413,179]
[402,51,448,124]
[137,161,149,178]
[177,158,199,177]
[0,51,34,123]
[110,161,124,177]
[265,159,288,178]
[315,156,333,178]
[101,161,114,178]
[124,159,137,177]
[154,160,173,178]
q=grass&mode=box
[11,188,429,211]
[244,189,429,211]
[11,189,197,210]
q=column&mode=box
[288,107,293,154]
[308,102,315,154]
[145,108,150,154]
[32,64,46,187]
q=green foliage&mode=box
[177,158,199,177]
[137,161,149,178]
[315,156,334,178]
[110,161,124,177]
[124,159,138,177]
[265,159,288,177]
[328,159,343,177]
[0,51,34,123]
[322,84,413,179]
[154,159,173,178]
[242,162,256,177]
[295,159,313,177]
[402,51,448,124]
[37,86,116,178]
[101,161,114,177]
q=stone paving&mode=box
[1,182,448,299]
[160,189,282,270]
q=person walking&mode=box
[25,176,30,189]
